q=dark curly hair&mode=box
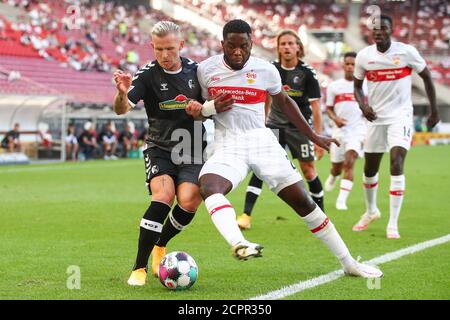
[223,19,252,40]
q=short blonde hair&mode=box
[276,29,305,61]
[151,21,181,38]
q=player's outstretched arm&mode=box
[113,70,132,115]
[272,92,339,152]
[354,78,376,122]
[418,67,440,130]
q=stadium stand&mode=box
[175,0,348,50]
[0,0,222,104]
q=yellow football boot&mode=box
[151,245,166,278]
[236,213,251,230]
[127,268,147,286]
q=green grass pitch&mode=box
[0,145,449,300]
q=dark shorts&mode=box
[267,123,315,162]
[143,147,203,194]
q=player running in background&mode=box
[351,15,439,238]
[324,52,367,210]
[187,20,382,278]
[237,29,325,230]
[113,21,233,286]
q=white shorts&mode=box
[199,128,302,194]
[364,121,412,153]
[330,124,367,163]
[65,134,78,145]
[330,133,365,163]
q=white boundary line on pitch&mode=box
[249,233,450,300]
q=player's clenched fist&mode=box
[360,105,377,122]
[186,100,203,118]
[113,70,132,95]
[212,93,235,113]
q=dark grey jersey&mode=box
[127,57,206,156]
[267,60,321,128]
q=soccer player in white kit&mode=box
[187,20,382,278]
[324,52,367,211]
[351,15,439,238]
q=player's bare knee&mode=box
[199,181,223,199]
[364,163,378,177]
[177,194,202,212]
[199,175,231,199]
[278,182,315,216]
[300,162,316,181]
[296,194,317,216]
[343,160,355,173]
[304,171,316,181]
[331,163,343,176]
[151,192,175,207]
[390,160,404,176]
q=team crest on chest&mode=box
[188,79,195,89]
[392,55,401,66]
[246,71,257,84]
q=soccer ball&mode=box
[158,251,198,290]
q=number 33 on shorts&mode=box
[300,143,314,159]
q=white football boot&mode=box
[336,201,348,211]
[324,175,339,192]
[344,260,383,278]
[352,209,381,231]
[386,226,401,239]
[231,241,263,261]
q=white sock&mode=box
[337,179,353,204]
[302,206,354,268]
[363,173,379,215]
[388,175,405,230]
[204,193,245,247]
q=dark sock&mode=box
[243,174,263,216]
[134,201,171,270]
[156,204,196,247]
[307,176,324,211]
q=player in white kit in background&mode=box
[351,15,439,238]
[186,20,382,278]
[324,52,367,211]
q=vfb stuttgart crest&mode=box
[392,55,401,65]
[246,72,257,84]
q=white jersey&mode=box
[197,55,282,134]
[326,78,366,138]
[354,41,426,125]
